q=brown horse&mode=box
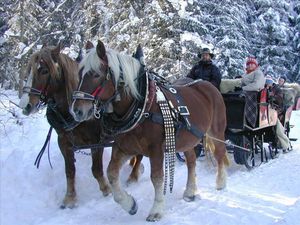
[19,43,143,209]
[71,40,229,221]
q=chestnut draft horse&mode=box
[19,43,143,209]
[71,40,229,221]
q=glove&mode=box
[234,86,242,92]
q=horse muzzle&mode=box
[22,103,35,116]
[71,107,93,122]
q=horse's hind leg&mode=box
[183,149,197,201]
[58,136,77,209]
[208,136,228,190]
[127,154,144,184]
[107,145,138,215]
[91,147,111,196]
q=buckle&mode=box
[178,106,190,116]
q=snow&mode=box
[1,89,300,225]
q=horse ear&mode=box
[85,41,94,50]
[133,44,145,66]
[51,42,63,62]
[75,49,83,63]
[42,42,47,49]
[96,40,106,60]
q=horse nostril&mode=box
[74,108,83,117]
[23,103,32,115]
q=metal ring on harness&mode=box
[94,101,101,119]
[169,87,177,94]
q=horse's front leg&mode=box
[146,152,164,222]
[58,136,77,209]
[107,146,137,214]
[91,147,111,196]
[183,149,198,201]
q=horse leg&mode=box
[183,149,198,201]
[146,152,164,222]
[58,136,77,209]
[107,146,138,215]
[127,154,144,184]
[211,137,228,190]
[91,147,111,196]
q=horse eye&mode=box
[87,71,100,78]
[38,67,49,75]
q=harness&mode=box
[23,74,51,110]
[24,67,108,168]
[101,66,148,136]
[72,60,206,194]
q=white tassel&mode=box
[156,87,166,102]
[106,102,114,113]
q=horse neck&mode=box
[52,56,78,114]
[46,81,70,115]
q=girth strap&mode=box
[146,112,205,139]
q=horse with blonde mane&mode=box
[71,40,229,221]
[19,43,142,209]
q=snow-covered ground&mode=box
[1,89,300,225]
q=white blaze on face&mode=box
[19,70,33,109]
[70,67,86,116]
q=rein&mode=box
[34,126,53,169]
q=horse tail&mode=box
[204,135,215,154]
[223,151,230,167]
[204,135,230,167]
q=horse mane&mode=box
[80,48,141,99]
[28,46,79,106]
[57,53,79,105]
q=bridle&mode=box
[23,72,52,110]
[72,62,121,119]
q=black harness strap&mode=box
[34,126,53,169]
[159,83,205,139]
[146,111,205,139]
[46,99,80,131]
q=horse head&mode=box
[71,40,141,122]
[19,42,78,115]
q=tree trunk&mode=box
[18,0,25,98]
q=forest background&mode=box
[1,0,299,96]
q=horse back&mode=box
[168,80,226,130]
[172,77,202,86]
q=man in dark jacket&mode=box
[187,48,222,89]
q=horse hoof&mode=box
[216,183,226,190]
[102,186,112,197]
[60,203,76,209]
[60,197,77,209]
[183,195,195,202]
[129,198,138,215]
[146,213,162,222]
